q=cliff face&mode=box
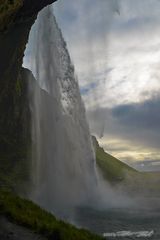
[0,0,57,79]
[0,0,23,32]
[0,0,57,191]
[0,0,57,32]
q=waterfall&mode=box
[26,6,98,216]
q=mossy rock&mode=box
[0,0,23,31]
[0,68,32,193]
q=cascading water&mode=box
[22,3,160,238]
[24,1,133,220]
[26,6,98,216]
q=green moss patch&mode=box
[95,137,160,195]
[96,145,137,184]
[0,0,23,31]
[0,190,103,240]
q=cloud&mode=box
[24,1,160,163]
[54,0,160,111]
[112,95,160,131]
[87,94,160,161]
[54,1,160,163]
[54,0,119,87]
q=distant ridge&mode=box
[92,136,160,196]
[92,136,137,184]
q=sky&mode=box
[53,0,160,167]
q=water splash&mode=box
[103,230,154,238]
[26,6,98,217]
[23,2,134,220]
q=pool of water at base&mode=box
[72,206,160,240]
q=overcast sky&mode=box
[53,0,160,166]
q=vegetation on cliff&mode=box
[0,1,103,239]
[0,190,103,240]
[94,136,160,196]
[0,0,58,193]
[0,68,32,193]
[0,0,23,31]
[0,0,58,32]
[92,136,137,184]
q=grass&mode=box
[0,150,31,193]
[0,133,159,239]
[94,136,160,195]
[0,190,103,240]
[96,144,137,184]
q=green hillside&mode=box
[93,136,160,196]
[92,136,137,184]
[0,190,103,240]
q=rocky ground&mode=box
[0,217,46,240]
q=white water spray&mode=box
[26,6,98,216]
[24,2,133,219]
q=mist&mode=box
[23,1,143,220]
[55,0,120,114]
